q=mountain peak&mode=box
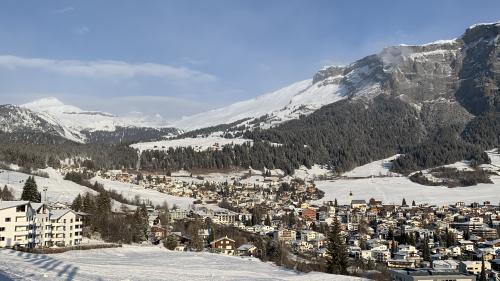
[22,97,83,114]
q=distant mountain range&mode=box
[0,97,178,144]
[0,22,498,175]
[172,21,499,137]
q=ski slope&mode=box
[0,246,362,281]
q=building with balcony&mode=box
[0,201,83,248]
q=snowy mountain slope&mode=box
[0,246,362,281]
[173,78,346,131]
[0,97,179,144]
[173,22,499,135]
[0,168,135,211]
[0,104,83,143]
[22,97,172,132]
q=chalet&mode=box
[236,243,257,256]
[210,236,235,255]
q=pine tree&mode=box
[164,234,178,250]
[82,192,95,213]
[71,194,83,211]
[479,255,487,281]
[133,203,149,242]
[326,217,349,275]
[21,176,41,202]
[1,185,14,200]
[265,214,272,226]
[402,198,407,206]
[422,235,431,262]
[412,200,416,206]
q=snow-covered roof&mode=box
[50,209,75,220]
[0,200,30,210]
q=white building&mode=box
[49,209,83,247]
[0,201,36,248]
[0,201,83,248]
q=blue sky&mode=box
[0,0,499,120]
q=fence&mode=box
[15,243,122,254]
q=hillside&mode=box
[137,22,500,175]
[0,246,362,281]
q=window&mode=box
[16,206,26,212]
[5,218,11,222]
[0,227,4,232]
[0,237,4,241]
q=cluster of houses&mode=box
[38,168,500,280]
[0,200,83,248]
[144,194,500,280]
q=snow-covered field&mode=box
[314,150,500,206]
[312,176,500,206]
[91,176,195,208]
[0,168,136,211]
[342,155,401,178]
[0,246,361,281]
[131,136,253,152]
[0,168,94,204]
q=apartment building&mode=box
[0,201,36,248]
[0,201,83,248]
[49,209,83,247]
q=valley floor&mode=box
[314,150,500,206]
[0,246,361,281]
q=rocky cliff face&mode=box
[313,22,499,119]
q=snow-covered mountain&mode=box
[0,97,178,144]
[174,75,346,131]
[0,104,83,143]
[173,22,498,135]
[22,97,172,133]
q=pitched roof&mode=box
[31,203,45,211]
[50,209,75,220]
[211,236,235,244]
[0,201,30,210]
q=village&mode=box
[3,167,499,280]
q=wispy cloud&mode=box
[73,26,90,35]
[53,6,75,14]
[0,55,217,82]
